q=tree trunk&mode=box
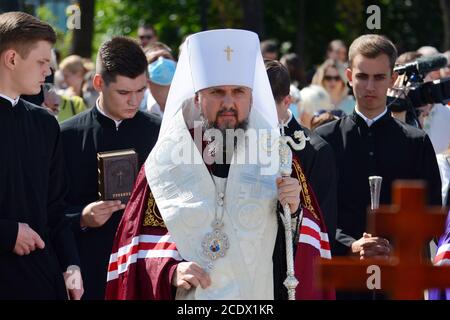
[70,0,95,58]
[241,0,264,38]
[441,0,450,51]
[200,0,209,31]
[296,0,307,65]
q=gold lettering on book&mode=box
[112,192,131,198]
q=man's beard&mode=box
[201,108,249,133]
[201,109,249,164]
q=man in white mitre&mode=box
[105,29,330,300]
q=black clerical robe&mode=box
[316,111,442,257]
[446,187,450,207]
[0,97,79,299]
[60,107,160,300]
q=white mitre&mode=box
[158,28,279,136]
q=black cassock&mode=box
[60,107,160,300]
[0,97,79,299]
[316,112,442,255]
[446,187,450,207]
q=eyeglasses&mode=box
[139,35,154,40]
[324,75,341,82]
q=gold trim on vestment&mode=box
[292,159,319,220]
[143,192,166,227]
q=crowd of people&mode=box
[1,10,450,301]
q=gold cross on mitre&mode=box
[224,46,234,62]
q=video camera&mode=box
[387,54,450,112]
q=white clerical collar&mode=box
[278,109,293,128]
[284,108,293,124]
[96,98,123,129]
[0,93,20,107]
[355,106,387,127]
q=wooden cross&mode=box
[317,180,450,300]
[224,46,234,62]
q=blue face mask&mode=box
[148,56,176,86]
[288,103,299,119]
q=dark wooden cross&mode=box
[116,171,124,187]
[318,180,450,300]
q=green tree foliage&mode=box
[374,0,443,53]
[262,0,444,66]
[94,0,203,57]
[36,5,72,59]
[90,0,444,67]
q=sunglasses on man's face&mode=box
[139,35,154,40]
[324,75,341,82]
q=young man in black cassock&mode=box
[0,12,82,299]
[315,35,442,299]
[60,37,161,299]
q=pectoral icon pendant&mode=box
[201,219,230,264]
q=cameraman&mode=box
[388,51,423,126]
[389,51,450,154]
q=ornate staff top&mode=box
[278,122,309,176]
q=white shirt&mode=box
[146,91,164,118]
[355,106,387,127]
[423,104,450,154]
[96,99,123,129]
[287,108,294,124]
[0,93,20,107]
[437,153,450,205]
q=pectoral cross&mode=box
[317,180,450,300]
[116,171,124,187]
[224,46,234,62]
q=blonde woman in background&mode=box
[43,54,91,122]
[312,59,355,115]
[59,54,88,98]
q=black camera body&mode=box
[388,77,450,112]
[388,54,449,113]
